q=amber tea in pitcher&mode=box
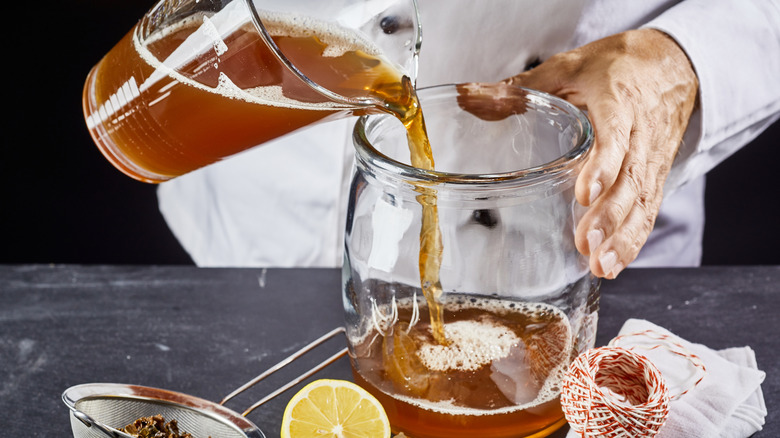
[83,0,422,182]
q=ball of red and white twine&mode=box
[561,330,706,438]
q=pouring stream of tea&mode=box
[376,75,448,346]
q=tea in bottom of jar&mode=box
[350,295,573,438]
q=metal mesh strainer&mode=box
[64,383,265,438]
[63,328,346,438]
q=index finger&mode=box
[575,97,635,207]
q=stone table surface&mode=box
[1,264,778,437]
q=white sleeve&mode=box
[642,0,780,190]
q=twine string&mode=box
[561,329,707,438]
[608,329,707,400]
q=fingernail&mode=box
[587,229,604,254]
[599,250,617,275]
[610,263,625,278]
[589,182,602,205]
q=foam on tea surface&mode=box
[417,319,519,372]
[353,294,573,415]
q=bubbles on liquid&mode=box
[259,11,382,57]
[417,319,518,372]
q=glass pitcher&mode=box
[82,0,421,183]
[342,83,599,438]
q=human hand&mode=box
[504,29,698,278]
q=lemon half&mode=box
[281,379,391,438]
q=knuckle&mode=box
[643,210,660,235]
[629,224,651,257]
[621,161,646,195]
[538,51,583,77]
[644,115,659,132]
[598,112,631,155]
[614,81,642,105]
[603,200,628,226]
[626,193,659,252]
[648,152,671,176]
[634,191,660,226]
[626,238,644,264]
[612,227,645,266]
[657,157,673,176]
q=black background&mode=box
[2,1,778,266]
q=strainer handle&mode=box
[241,346,349,416]
[220,327,347,407]
[71,410,136,438]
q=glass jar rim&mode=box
[352,84,593,187]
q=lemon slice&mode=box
[281,379,391,438]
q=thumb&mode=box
[504,53,584,102]
[504,62,564,94]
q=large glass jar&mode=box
[342,83,598,438]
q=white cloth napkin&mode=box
[566,318,767,438]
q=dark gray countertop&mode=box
[1,265,777,437]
